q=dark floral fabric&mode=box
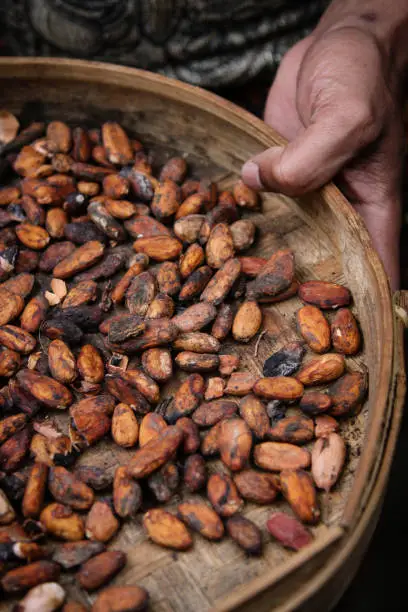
[0,0,329,88]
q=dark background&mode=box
[334,399,408,611]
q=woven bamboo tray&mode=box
[0,58,405,612]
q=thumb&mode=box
[242,108,379,195]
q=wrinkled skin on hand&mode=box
[243,28,404,289]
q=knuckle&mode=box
[276,156,312,195]
[344,100,382,144]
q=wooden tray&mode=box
[0,58,405,612]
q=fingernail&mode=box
[241,160,263,190]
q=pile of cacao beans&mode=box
[0,115,366,612]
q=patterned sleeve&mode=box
[0,0,329,88]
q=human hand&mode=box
[242,27,405,289]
